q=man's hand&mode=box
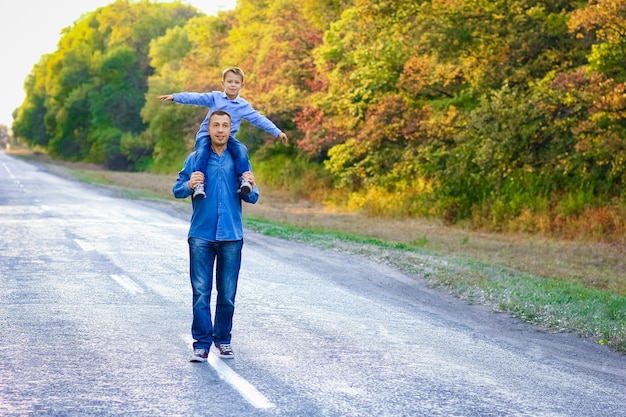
[241,171,256,188]
[159,94,174,101]
[277,132,288,144]
[189,171,205,191]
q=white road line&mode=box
[110,274,144,295]
[180,334,275,409]
[2,162,15,179]
[74,239,94,252]
[207,353,276,409]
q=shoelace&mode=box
[220,344,233,353]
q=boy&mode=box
[159,67,288,199]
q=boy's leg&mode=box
[226,138,253,195]
[193,135,210,199]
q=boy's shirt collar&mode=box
[221,91,241,102]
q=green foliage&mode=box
[12,60,51,148]
[11,0,626,240]
[13,0,197,168]
[89,46,145,134]
[252,142,334,199]
[119,132,154,171]
[141,13,234,172]
[87,126,127,170]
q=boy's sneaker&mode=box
[215,343,234,359]
[238,178,252,196]
[189,349,208,362]
[193,183,206,199]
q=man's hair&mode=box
[209,110,232,122]
[222,67,245,81]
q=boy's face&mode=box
[222,72,244,99]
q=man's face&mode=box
[209,114,231,147]
[222,72,244,99]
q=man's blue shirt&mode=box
[173,91,281,139]
[173,150,258,242]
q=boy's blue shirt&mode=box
[173,91,281,139]
[172,151,259,242]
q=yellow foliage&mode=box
[343,179,434,217]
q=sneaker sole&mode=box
[218,354,234,359]
[189,356,207,363]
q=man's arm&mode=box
[172,154,198,199]
[240,171,259,204]
[241,186,259,204]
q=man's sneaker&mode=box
[189,349,208,362]
[215,343,234,359]
[193,183,206,199]
[238,178,252,196]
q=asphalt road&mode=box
[1,151,625,417]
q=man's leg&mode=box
[188,237,217,355]
[213,239,243,358]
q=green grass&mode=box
[243,216,626,354]
[17,152,626,354]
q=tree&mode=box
[569,0,626,81]
[12,58,52,148]
[13,0,197,166]
[0,124,10,148]
[224,0,325,132]
[142,13,234,172]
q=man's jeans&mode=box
[188,237,243,351]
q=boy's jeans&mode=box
[188,237,243,351]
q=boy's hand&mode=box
[277,132,288,144]
[159,94,174,101]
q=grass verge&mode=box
[243,217,626,353]
[16,151,626,354]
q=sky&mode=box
[0,0,237,129]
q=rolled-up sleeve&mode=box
[173,92,215,107]
[172,154,194,199]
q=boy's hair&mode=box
[209,110,232,122]
[222,67,245,81]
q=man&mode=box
[173,110,258,361]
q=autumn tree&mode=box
[13,0,197,168]
[569,0,626,81]
[312,0,596,222]
[223,0,326,140]
[142,13,234,172]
